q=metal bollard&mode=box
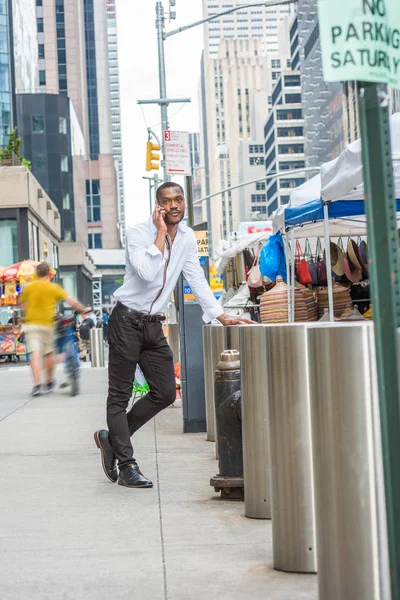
[266,324,316,573]
[210,350,244,499]
[239,325,271,519]
[308,322,389,600]
[90,328,104,367]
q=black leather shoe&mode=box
[94,430,118,483]
[118,464,153,488]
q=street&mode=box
[0,364,317,600]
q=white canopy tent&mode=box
[273,112,400,321]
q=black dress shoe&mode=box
[118,464,153,488]
[94,430,118,483]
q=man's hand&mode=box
[153,204,167,233]
[217,314,257,326]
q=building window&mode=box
[278,144,304,155]
[38,44,45,59]
[285,93,301,104]
[0,219,18,266]
[33,154,46,169]
[36,0,43,4]
[62,192,70,209]
[64,230,73,242]
[251,194,266,203]
[271,59,281,68]
[256,181,266,190]
[284,75,300,87]
[268,199,278,216]
[249,156,264,166]
[37,17,43,32]
[276,109,303,121]
[60,155,68,171]
[86,179,101,222]
[32,116,44,133]
[267,182,278,200]
[277,127,304,138]
[59,116,67,134]
[88,233,102,249]
[39,70,46,86]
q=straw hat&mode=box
[347,239,365,271]
[324,242,345,276]
[344,255,362,283]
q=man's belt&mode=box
[116,302,166,323]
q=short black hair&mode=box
[37,261,50,278]
[156,182,184,203]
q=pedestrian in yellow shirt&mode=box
[20,261,88,397]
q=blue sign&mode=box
[199,256,207,267]
[184,285,192,295]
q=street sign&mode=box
[318,0,400,89]
[164,130,191,176]
[195,230,209,256]
[238,221,273,235]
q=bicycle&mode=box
[58,314,81,396]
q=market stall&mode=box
[0,260,56,361]
[270,112,400,322]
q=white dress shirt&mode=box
[114,218,224,323]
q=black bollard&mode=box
[210,350,244,499]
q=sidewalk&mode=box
[0,365,317,600]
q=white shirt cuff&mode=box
[202,305,224,323]
[145,244,163,258]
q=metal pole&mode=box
[291,228,295,323]
[156,1,169,181]
[285,230,291,322]
[185,175,194,227]
[358,81,400,600]
[323,203,334,322]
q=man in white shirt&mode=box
[94,182,253,489]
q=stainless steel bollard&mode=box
[308,322,389,600]
[203,325,228,442]
[163,323,179,362]
[266,324,316,573]
[90,328,105,367]
[239,325,271,519]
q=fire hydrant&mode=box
[210,349,244,499]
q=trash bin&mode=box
[239,325,271,519]
[266,323,316,573]
[203,325,228,442]
[90,328,104,367]
[307,322,389,600]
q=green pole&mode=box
[358,81,400,599]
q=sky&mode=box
[116,0,204,227]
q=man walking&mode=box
[94,182,253,489]
[21,261,88,396]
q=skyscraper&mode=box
[199,0,296,251]
[106,0,125,245]
[202,0,295,58]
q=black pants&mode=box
[107,303,176,468]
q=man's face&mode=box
[158,186,186,225]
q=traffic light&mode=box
[146,141,160,171]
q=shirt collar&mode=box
[148,216,189,234]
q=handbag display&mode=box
[295,241,312,285]
[305,239,318,286]
[247,246,263,288]
[315,238,328,286]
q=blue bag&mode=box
[259,232,287,282]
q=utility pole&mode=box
[156,1,169,181]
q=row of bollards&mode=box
[203,322,390,599]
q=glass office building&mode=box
[0,0,13,149]
[297,0,344,167]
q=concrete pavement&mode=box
[0,364,317,600]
